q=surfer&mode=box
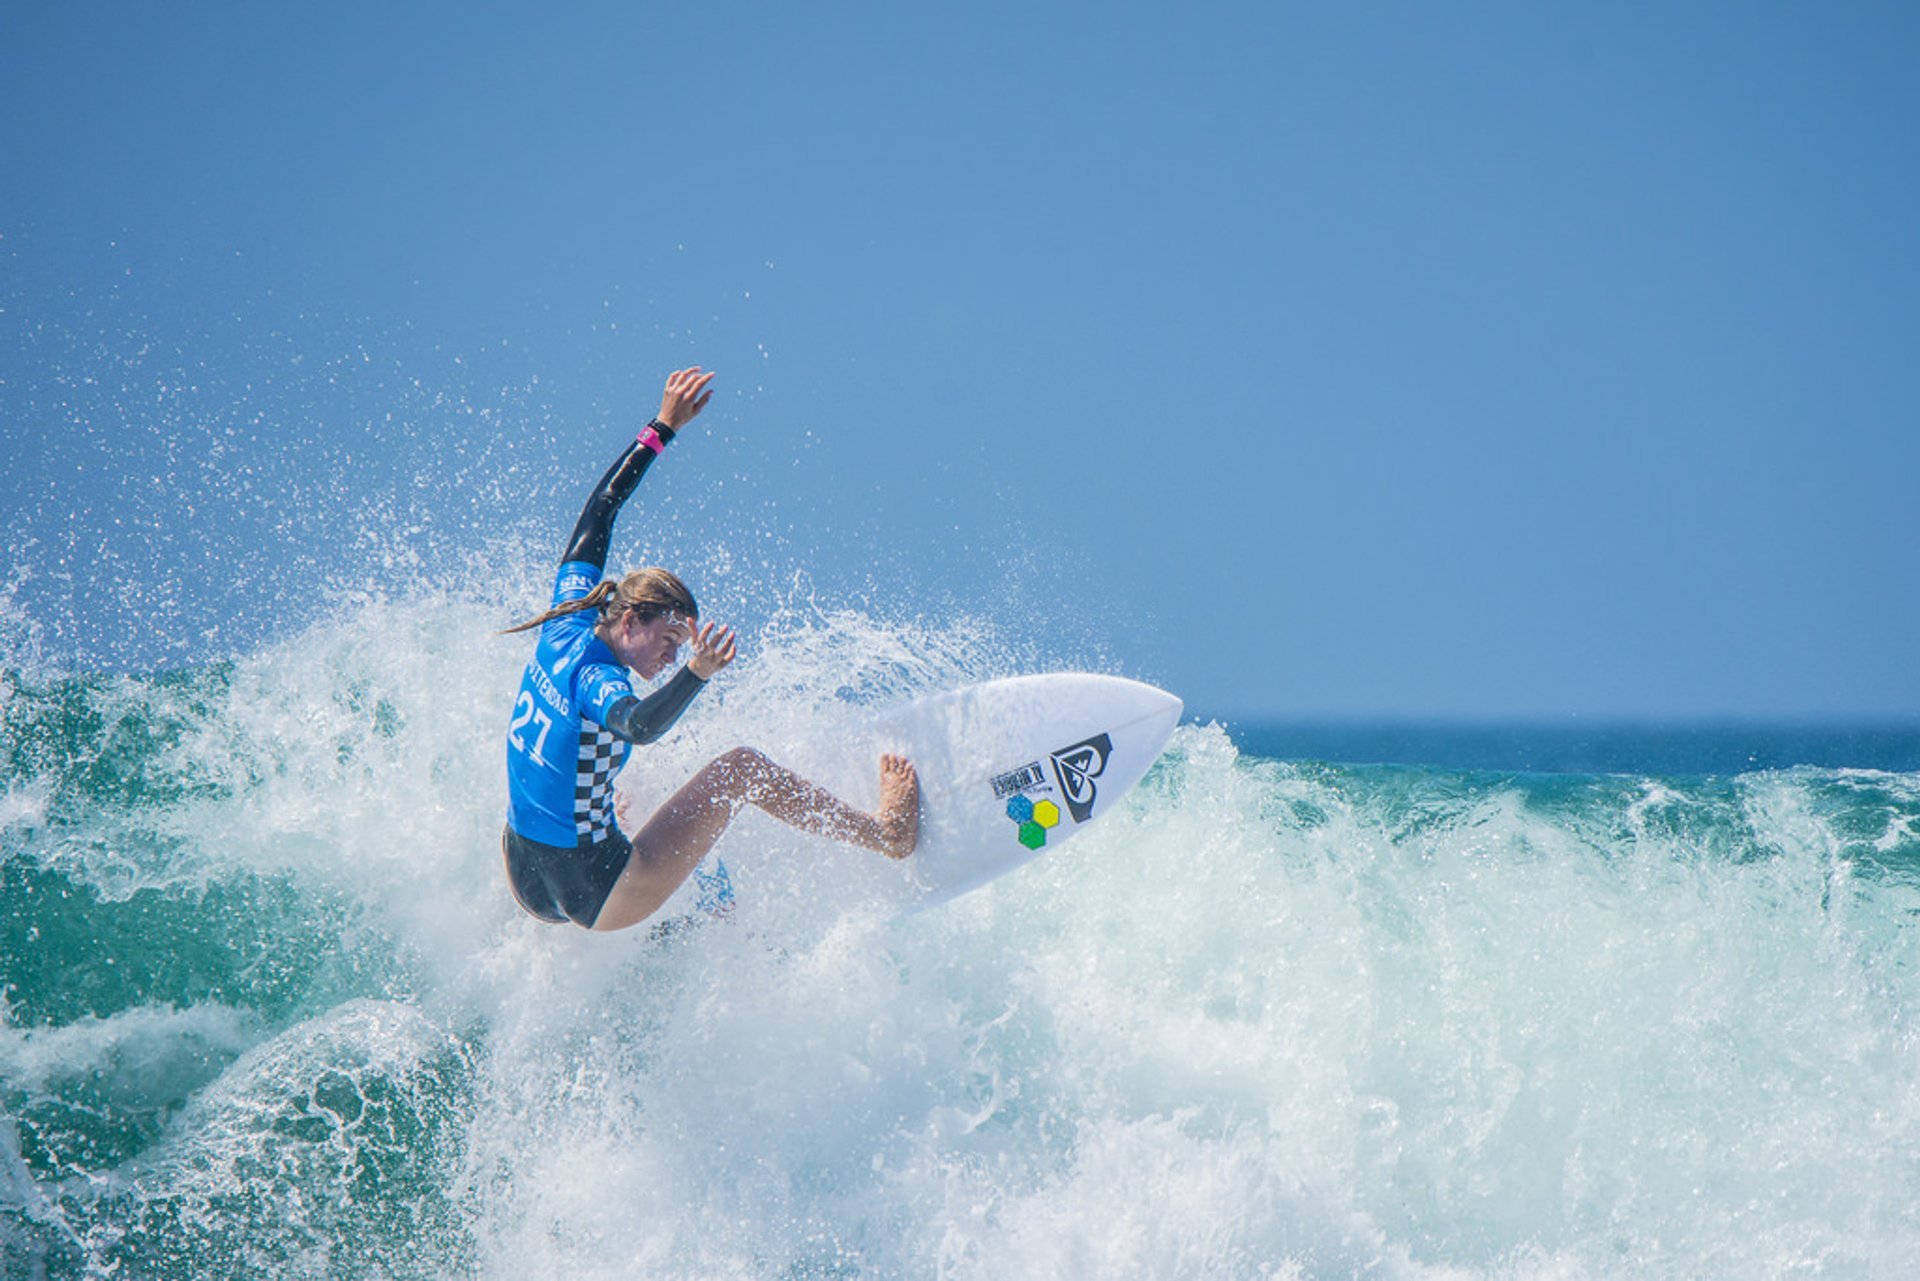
[500,366,918,931]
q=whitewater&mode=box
[4,573,1920,1279]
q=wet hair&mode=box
[500,567,697,636]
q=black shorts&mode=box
[502,826,633,927]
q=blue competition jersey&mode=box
[505,560,640,847]
[503,420,707,855]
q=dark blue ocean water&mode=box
[1224,719,1920,777]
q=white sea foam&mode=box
[0,780,48,836]
[0,1002,257,1099]
[8,588,1920,1277]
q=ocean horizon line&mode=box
[1191,714,1920,776]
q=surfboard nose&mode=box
[1077,674,1183,729]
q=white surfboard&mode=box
[871,673,1183,912]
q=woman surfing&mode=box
[501,366,918,931]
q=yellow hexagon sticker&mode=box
[1032,799,1060,828]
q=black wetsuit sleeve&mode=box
[604,667,707,745]
[562,422,676,570]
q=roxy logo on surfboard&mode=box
[1048,733,1112,823]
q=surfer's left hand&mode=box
[687,621,737,680]
[657,367,716,430]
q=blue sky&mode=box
[4,2,1917,720]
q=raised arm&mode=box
[561,367,716,570]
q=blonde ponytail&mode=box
[501,569,697,636]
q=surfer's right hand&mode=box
[657,367,716,430]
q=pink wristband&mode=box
[637,425,667,455]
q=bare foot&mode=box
[876,753,920,859]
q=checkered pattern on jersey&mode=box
[574,724,630,843]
